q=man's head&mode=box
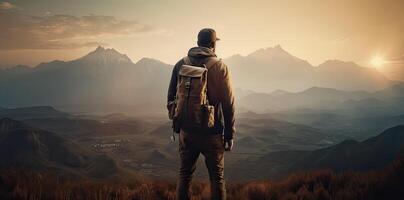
[197,28,220,50]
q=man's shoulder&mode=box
[208,57,227,70]
[174,56,226,69]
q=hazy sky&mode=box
[1,0,404,75]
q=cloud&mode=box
[0,2,15,10]
[0,10,157,50]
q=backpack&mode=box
[169,56,219,133]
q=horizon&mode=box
[2,44,395,70]
[1,44,400,96]
[1,44,368,67]
[1,0,404,80]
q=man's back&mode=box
[167,46,235,140]
[167,28,235,200]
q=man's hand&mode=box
[224,139,234,151]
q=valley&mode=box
[0,45,403,183]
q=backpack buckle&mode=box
[185,80,191,89]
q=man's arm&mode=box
[217,62,236,141]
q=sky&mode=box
[0,0,403,79]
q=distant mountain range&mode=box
[238,83,404,115]
[0,118,131,179]
[0,45,399,112]
[0,46,171,112]
[229,125,404,180]
[236,84,404,141]
[225,45,395,92]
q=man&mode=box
[167,28,235,200]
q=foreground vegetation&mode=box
[1,158,403,200]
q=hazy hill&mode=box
[238,86,373,111]
[0,106,68,120]
[270,109,404,139]
[230,125,404,180]
[0,46,172,113]
[292,125,404,170]
[374,83,404,99]
[237,84,404,140]
[236,112,332,151]
[238,83,404,114]
[315,60,391,91]
[23,117,152,137]
[225,45,314,92]
[0,45,398,114]
[225,45,393,92]
[0,118,128,179]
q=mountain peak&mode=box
[136,57,168,66]
[274,44,283,50]
[77,46,133,65]
[247,45,308,65]
[318,60,360,69]
[249,45,288,55]
[95,45,105,52]
[89,46,121,55]
[93,46,120,55]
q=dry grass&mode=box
[1,158,403,200]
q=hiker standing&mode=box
[167,28,235,200]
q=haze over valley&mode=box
[1,46,403,181]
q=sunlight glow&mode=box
[371,56,386,67]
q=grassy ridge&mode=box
[1,158,403,200]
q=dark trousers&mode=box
[176,130,226,200]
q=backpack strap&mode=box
[202,57,220,106]
[178,56,191,92]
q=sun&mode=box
[371,56,385,67]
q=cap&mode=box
[198,28,220,45]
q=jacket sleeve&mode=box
[217,62,236,140]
